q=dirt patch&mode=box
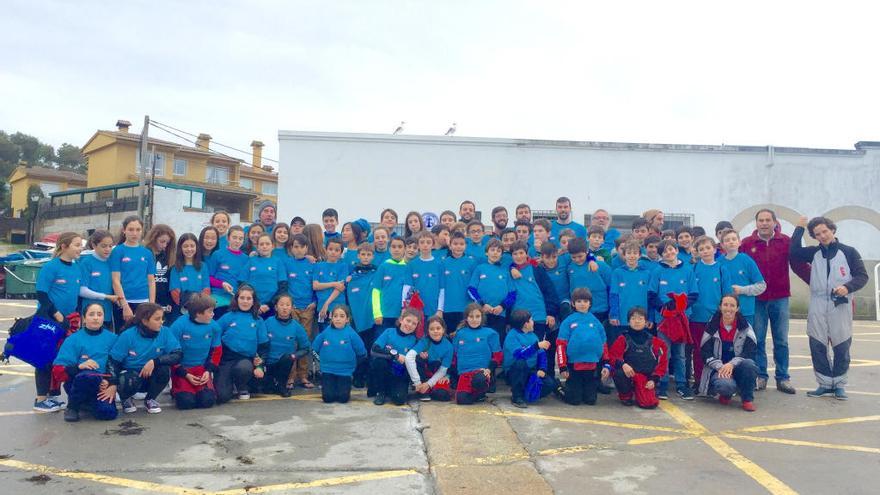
[25,474,51,485]
[236,455,254,465]
[0,454,12,460]
[104,420,147,436]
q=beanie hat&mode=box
[353,218,371,237]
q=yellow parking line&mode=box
[463,408,690,434]
[735,415,880,433]
[0,302,37,308]
[211,469,420,495]
[660,402,797,495]
[0,410,36,417]
[0,369,34,377]
[723,433,880,455]
[0,458,207,494]
[627,434,694,445]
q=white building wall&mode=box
[278,131,880,258]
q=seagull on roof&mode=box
[445,123,457,136]
[393,121,405,135]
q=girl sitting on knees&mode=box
[264,295,311,397]
[370,308,420,406]
[312,305,367,404]
[108,303,182,414]
[453,303,502,405]
[215,285,269,403]
[52,303,118,422]
[405,316,454,402]
[698,294,759,412]
[169,294,221,410]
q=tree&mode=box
[56,143,86,173]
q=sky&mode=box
[2,0,879,166]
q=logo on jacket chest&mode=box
[90,271,102,277]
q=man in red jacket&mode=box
[740,209,797,394]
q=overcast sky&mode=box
[2,1,879,165]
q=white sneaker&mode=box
[122,397,137,413]
[145,399,162,414]
[133,392,147,400]
[238,391,251,400]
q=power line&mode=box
[150,119,278,163]
[148,121,275,173]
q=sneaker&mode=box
[806,387,834,398]
[512,398,528,408]
[33,399,61,413]
[145,399,162,414]
[776,380,796,394]
[657,390,669,400]
[122,397,137,413]
[373,393,386,406]
[281,387,293,398]
[48,395,66,409]
[742,400,756,412]
[678,388,695,400]
[133,392,147,400]
[238,391,250,400]
[718,395,731,406]
[834,388,848,401]
[64,407,80,422]
[418,394,431,402]
[755,377,767,391]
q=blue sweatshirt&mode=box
[453,326,501,373]
[312,325,367,376]
[502,328,544,370]
[692,260,723,323]
[543,260,571,305]
[557,311,605,365]
[648,260,699,323]
[54,327,117,371]
[265,316,311,364]
[720,253,765,317]
[239,255,286,305]
[550,220,587,242]
[468,261,515,307]
[347,264,378,332]
[609,265,652,323]
[465,239,488,264]
[342,248,360,271]
[79,254,113,319]
[373,327,418,355]
[169,263,210,296]
[109,325,181,371]
[441,255,477,313]
[218,311,268,358]
[373,248,391,266]
[371,258,408,319]
[510,264,558,323]
[282,256,315,309]
[170,317,221,368]
[408,257,444,315]
[109,244,156,302]
[412,336,454,368]
[568,260,612,315]
[208,248,248,296]
[37,257,81,317]
[313,259,349,311]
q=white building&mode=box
[278,131,880,257]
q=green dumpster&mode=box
[3,258,49,298]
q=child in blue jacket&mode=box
[264,294,311,397]
[370,308,420,405]
[169,294,222,410]
[453,303,502,405]
[467,238,516,339]
[503,310,554,408]
[371,237,409,331]
[556,288,610,406]
[53,303,118,422]
[405,316,454,402]
[346,242,378,388]
[215,285,269,403]
[441,232,477,333]
[312,305,367,404]
[239,233,287,317]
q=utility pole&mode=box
[147,144,157,230]
[137,115,150,219]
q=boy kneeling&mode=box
[609,307,668,409]
[504,310,555,408]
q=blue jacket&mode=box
[265,316,311,364]
[441,255,477,313]
[54,327,117,371]
[720,253,765,317]
[453,326,501,373]
[282,256,315,309]
[412,336,454,368]
[408,257,444,315]
[557,311,606,366]
[313,259,349,311]
[169,263,210,297]
[109,244,156,301]
[511,264,559,323]
[208,248,248,296]
[648,260,699,323]
[218,311,268,358]
[692,260,723,323]
[371,259,408,319]
[542,260,571,305]
[312,325,367,376]
[37,257,81,316]
[502,328,546,371]
[468,261,516,308]
[239,255,286,305]
[109,325,181,371]
[79,254,113,319]
[170,317,221,368]
[373,327,418,356]
[568,260,612,315]
[609,265,652,322]
[346,264,377,332]
[550,220,587,242]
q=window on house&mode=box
[239,178,253,190]
[137,152,165,177]
[262,182,277,196]
[206,164,229,185]
[39,182,61,195]
[173,158,187,176]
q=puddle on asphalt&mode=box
[25,474,51,485]
[104,420,147,436]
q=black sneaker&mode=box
[512,398,527,408]
[373,393,386,406]
[678,388,695,400]
[281,386,293,398]
[64,407,80,422]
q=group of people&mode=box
[24,196,868,422]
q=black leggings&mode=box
[118,366,171,401]
[34,366,59,397]
[216,358,255,403]
[369,358,410,405]
[563,368,599,405]
[486,313,507,343]
[443,312,463,334]
[322,373,352,403]
[267,355,297,393]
